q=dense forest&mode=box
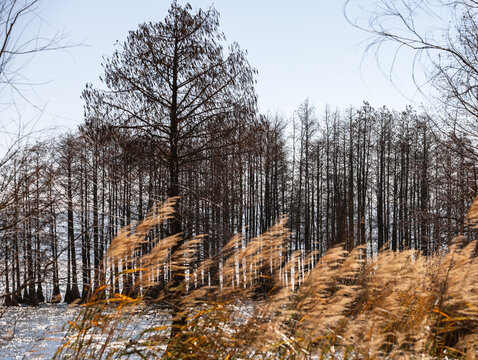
[2,0,478,358]
[1,99,477,305]
[0,1,477,308]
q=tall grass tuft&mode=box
[55,197,478,359]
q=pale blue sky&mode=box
[14,0,424,132]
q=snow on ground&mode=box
[0,304,167,359]
[0,301,264,359]
[0,304,77,359]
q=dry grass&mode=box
[55,198,478,359]
[465,195,478,230]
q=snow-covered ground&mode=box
[0,304,168,359]
[0,304,77,359]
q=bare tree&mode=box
[0,0,73,306]
[83,1,256,335]
[344,0,478,155]
[0,0,71,100]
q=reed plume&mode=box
[56,197,478,359]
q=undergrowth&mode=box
[54,196,478,359]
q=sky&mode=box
[6,0,427,134]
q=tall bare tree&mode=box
[82,1,256,333]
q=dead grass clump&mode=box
[56,197,478,359]
[247,237,478,359]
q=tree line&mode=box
[0,100,476,306]
[0,1,477,306]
